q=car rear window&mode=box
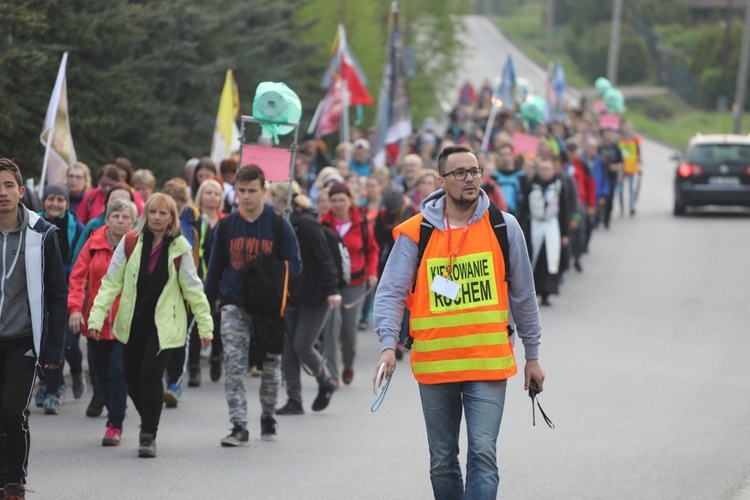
[687,144,750,163]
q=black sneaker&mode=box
[221,424,249,447]
[210,356,222,382]
[276,399,304,415]
[86,393,104,417]
[260,416,277,441]
[138,433,156,458]
[311,384,336,412]
[188,365,201,387]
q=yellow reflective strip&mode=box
[411,310,508,331]
[412,356,516,374]
[412,332,507,353]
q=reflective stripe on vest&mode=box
[412,331,508,352]
[412,353,516,375]
[411,310,508,332]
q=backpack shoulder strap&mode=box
[124,230,138,260]
[87,191,96,215]
[488,202,510,284]
[271,212,290,315]
[361,219,369,255]
[217,213,231,242]
[411,218,436,293]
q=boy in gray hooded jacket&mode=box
[0,159,67,498]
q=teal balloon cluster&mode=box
[595,77,611,96]
[594,76,624,114]
[603,88,624,113]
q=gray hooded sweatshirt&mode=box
[373,188,541,360]
[0,207,32,339]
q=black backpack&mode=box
[320,218,368,288]
[318,225,351,290]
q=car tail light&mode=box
[746,166,750,176]
[678,163,701,177]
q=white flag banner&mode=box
[40,52,76,190]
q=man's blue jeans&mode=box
[418,380,507,500]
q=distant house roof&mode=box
[683,0,743,8]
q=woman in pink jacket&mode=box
[68,198,136,446]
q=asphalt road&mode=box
[25,15,750,500]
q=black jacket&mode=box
[289,208,338,306]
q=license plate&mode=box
[708,176,740,186]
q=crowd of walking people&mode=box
[0,78,642,497]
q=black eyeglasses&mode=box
[443,167,483,181]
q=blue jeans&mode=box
[623,174,638,213]
[88,338,127,429]
[418,380,508,500]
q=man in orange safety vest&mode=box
[373,144,545,499]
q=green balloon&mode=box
[252,82,302,144]
[521,94,546,123]
[603,88,624,113]
[595,77,612,96]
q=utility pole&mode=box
[546,0,554,61]
[607,0,623,85]
[734,0,750,133]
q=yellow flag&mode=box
[211,70,241,165]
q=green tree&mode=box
[1,0,465,182]
[1,0,322,182]
[0,0,66,173]
[555,0,687,29]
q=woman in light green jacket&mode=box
[88,193,213,458]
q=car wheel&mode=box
[673,198,686,216]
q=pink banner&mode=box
[512,133,540,155]
[599,114,621,131]
[241,145,292,182]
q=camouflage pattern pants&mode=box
[221,305,281,424]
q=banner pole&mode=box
[342,80,350,144]
[286,123,300,218]
[308,99,324,136]
[39,127,55,198]
[481,103,499,151]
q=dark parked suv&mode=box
[673,134,750,215]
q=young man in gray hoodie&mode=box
[0,159,67,498]
[373,145,545,499]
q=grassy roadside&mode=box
[627,94,750,150]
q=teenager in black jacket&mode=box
[268,182,342,415]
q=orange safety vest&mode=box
[619,135,641,175]
[394,212,517,385]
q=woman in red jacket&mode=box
[319,182,379,385]
[68,198,136,446]
[77,164,144,224]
